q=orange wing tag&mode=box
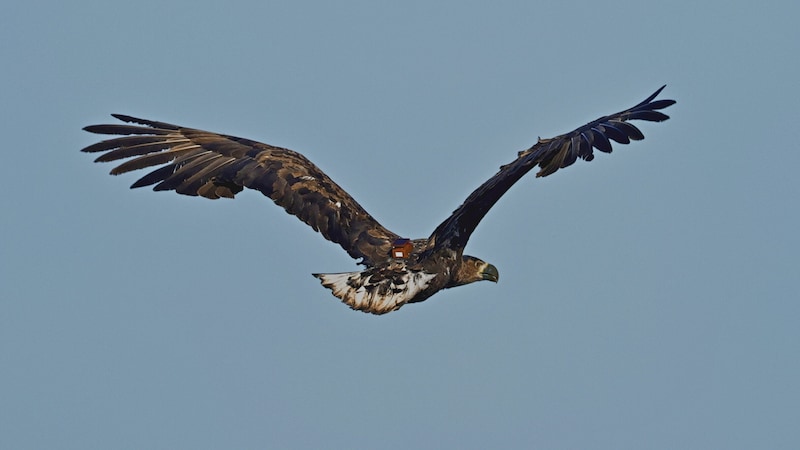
[391,238,414,259]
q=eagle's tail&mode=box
[313,269,437,315]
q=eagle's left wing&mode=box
[81,115,399,265]
[427,86,676,252]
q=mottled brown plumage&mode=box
[82,87,675,314]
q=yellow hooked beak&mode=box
[481,263,499,282]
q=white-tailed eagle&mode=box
[82,86,675,314]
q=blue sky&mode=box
[2,1,799,449]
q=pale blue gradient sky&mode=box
[2,1,799,449]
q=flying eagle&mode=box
[82,86,675,314]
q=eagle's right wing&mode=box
[82,115,399,265]
[427,86,676,253]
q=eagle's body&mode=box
[314,243,495,314]
[82,87,674,314]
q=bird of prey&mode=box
[82,86,675,314]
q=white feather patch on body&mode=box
[315,270,437,314]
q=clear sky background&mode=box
[2,1,798,449]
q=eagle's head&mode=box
[454,255,499,285]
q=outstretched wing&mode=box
[428,86,675,252]
[82,115,398,265]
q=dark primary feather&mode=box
[428,85,675,252]
[81,116,399,265]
